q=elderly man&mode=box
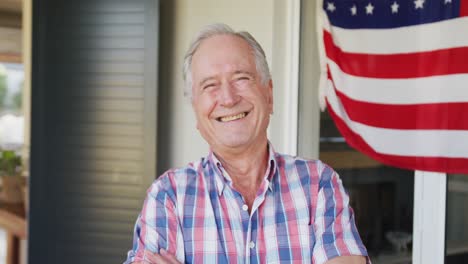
[125,24,369,264]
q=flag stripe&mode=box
[322,2,468,173]
[328,70,468,130]
[327,98,468,173]
[461,0,468,17]
[323,16,468,54]
[327,59,468,105]
[336,88,468,130]
[324,30,468,78]
[326,82,468,158]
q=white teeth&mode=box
[220,112,246,122]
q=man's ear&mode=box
[191,100,200,130]
[268,79,274,114]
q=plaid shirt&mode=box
[125,144,368,263]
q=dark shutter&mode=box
[30,0,159,263]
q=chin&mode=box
[217,135,251,149]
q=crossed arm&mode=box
[132,251,366,264]
[127,164,369,264]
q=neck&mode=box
[213,140,269,206]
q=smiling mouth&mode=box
[217,112,249,122]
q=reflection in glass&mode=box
[320,109,414,263]
[446,174,468,263]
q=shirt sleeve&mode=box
[124,176,185,264]
[311,162,370,264]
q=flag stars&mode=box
[414,0,425,9]
[445,0,452,4]
[365,3,375,15]
[327,2,336,12]
[350,5,357,16]
[391,1,400,13]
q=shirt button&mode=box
[249,241,255,249]
[242,204,248,211]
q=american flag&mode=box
[319,0,468,173]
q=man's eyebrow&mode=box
[198,71,254,86]
[233,70,254,76]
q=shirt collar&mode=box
[209,141,277,196]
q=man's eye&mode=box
[237,76,250,81]
[203,84,216,90]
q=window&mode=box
[0,62,24,151]
[446,174,468,263]
[319,109,414,263]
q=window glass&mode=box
[446,174,468,263]
[319,109,414,263]
[0,62,24,151]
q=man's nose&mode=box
[219,82,240,107]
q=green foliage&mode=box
[0,150,21,176]
[13,90,22,110]
[0,72,6,109]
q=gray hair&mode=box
[182,23,271,98]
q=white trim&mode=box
[284,0,300,156]
[296,0,321,159]
[413,171,447,264]
[269,0,301,155]
[316,0,327,110]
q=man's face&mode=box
[190,34,273,154]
